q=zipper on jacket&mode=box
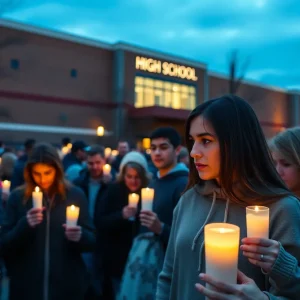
[43,197,51,300]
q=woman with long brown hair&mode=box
[0,143,95,300]
[156,95,300,300]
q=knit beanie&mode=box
[119,151,149,173]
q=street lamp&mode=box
[97,126,104,136]
[142,138,151,150]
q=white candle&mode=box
[2,180,11,195]
[105,147,112,158]
[128,193,139,208]
[246,206,269,238]
[141,188,154,211]
[103,164,111,175]
[205,223,240,286]
[66,205,80,227]
[32,186,43,208]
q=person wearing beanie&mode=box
[119,127,188,300]
[96,151,151,299]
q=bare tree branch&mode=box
[228,50,251,95]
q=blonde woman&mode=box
[269,127,300,195]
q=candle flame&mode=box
[255,206,259,212]
[71,205,75,210]
[220,228,225,233]
[131,193,137,198]
[4,180,8,184]
[35,186,40,192]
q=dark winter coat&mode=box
[0,185,95,300]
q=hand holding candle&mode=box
[205,223,240,286]
[27,207,44,228]
[141,188,154,211]
[241,237,280,273]
[64,225,82,242]
[66,205,80,227]
[32,186,43,208]
[246,206,269,238]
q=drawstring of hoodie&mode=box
[191,191,217,251]
[192,194,230,272]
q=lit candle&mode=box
[141,188,154,211]
[103,164,111,175]
[32,186,43,208]
[205,223,240,286]
[105,147,112,158]
[66,205,80,227]
[128,193,139,208]
[2,180,11,195]
[246,206,269,238]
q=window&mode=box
[10,59,19,70]
[70,69,78,78]
[134,76,196,110]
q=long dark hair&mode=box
[185,95,290,206]
[23,143,70,202]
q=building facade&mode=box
[0,18,299,147]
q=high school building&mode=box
[0,18,299,147]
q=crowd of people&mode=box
[0,94,299,300]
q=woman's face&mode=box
[124,166,142,192]
[272,151,300,191]
[189,115,221,182]
[31,163,56,192]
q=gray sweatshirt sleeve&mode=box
[156,201,180,300]
[265,196,300,299]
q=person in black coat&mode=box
[0,143,95,300]
[73,145,113,300]
[96,151,151,299]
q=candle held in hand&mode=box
[246,205,269,238]
[141,188,154,211]
[32,186,43,208]
[2,180,11,195]
[66,205,80,227]
[205,223,240,286]
[128,193,139,208]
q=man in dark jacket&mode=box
[140,127,188,248]
[73,145,113,300]
[10,139,35,191]
[119,127,188,299]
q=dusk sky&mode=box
[3,0,300,90]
